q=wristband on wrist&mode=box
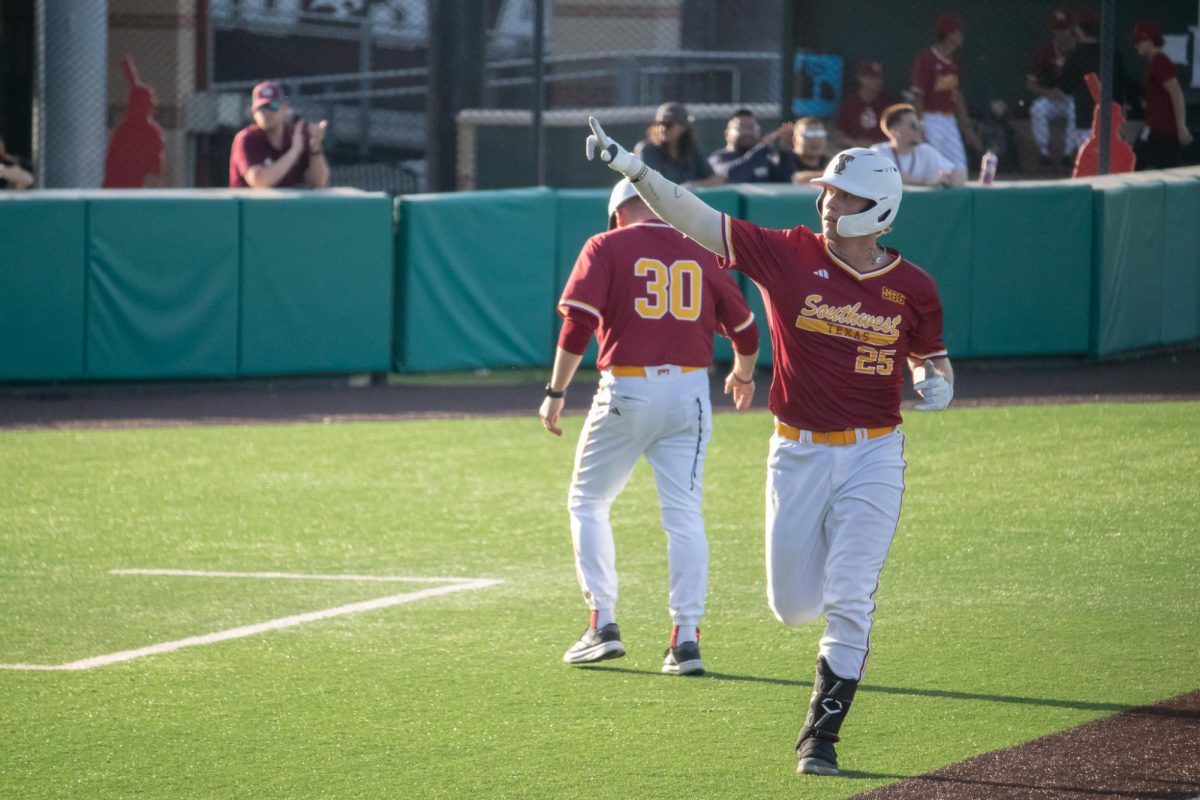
[731,372,754,385]
[544,383,566,399]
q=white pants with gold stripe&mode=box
[765,428,906,681]
[568,367,712,626]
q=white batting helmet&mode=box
[607,178,641,229]
[810,148,903,237]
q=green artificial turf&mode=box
[1,402,1197,798]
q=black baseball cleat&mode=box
[661,640,705,675]
[796,737,839,776]
[563,622,625,664]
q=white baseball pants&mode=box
[1030,95,1084,158]
[922,112,968,173]
[765,426,906,681]
[569,367,712,626]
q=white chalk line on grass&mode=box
[110,568,483,584]
[0,570,503,671]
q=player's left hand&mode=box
[586,117,642,177]
[724,372,755,411]
[913,360,953,411]
[539,396,565,436]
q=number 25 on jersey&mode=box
[634,259,702,321]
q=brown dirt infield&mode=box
[1,347,1198,430]
[850,689,1200,800]
[2,346,1197,798]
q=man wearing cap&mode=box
[909,14,982,173]
[708,109,795,183]
[835,61,891,149]
[541,178,758,677]
[634,101,722,187]
[1026,10,1081,168]
[1132,20,1193,170]
[229,81,329,189]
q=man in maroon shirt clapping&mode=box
[229,81,330,189]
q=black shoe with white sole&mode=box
[796,737,839,775]
[563,622,625,664]
[661,640,705,675]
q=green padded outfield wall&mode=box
[239,193,393,375]
[1090,177,1171,357]
[0,197,86,381]
[970,182,1092,356]
[395,188,558,372]
[87,196,239,379]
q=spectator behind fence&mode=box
[783,117,832,184]
[835,61,891,148]
[229,81,329,189]
[1026,11,1083,167]
[634,101,722,187]
[910,14,982,174]
[1060,9,1127,159]
[873,103,965,186]
[1132,20,1193,170]
[0,135,35,190]
[708,109,793,183]
[103,56,165,189]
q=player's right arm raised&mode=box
[586,117,726,257]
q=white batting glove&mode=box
[913,360,953,411]
[586,117,644,178]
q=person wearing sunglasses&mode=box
[633,101,723,188]
[229,81,329,189]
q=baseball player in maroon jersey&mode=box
[540,178,759,676]
[585,119,954,775]
[909,14,982,173]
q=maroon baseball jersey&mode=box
[719,217,946,431]
[228,123,311,188]
[910,48,961,114]
[836,92,892,142]
[558,220,755,370]
[1144,52,1179,138]
[1026,41,1068,89]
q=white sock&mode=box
[594,608,615,628]
[674,625,698,644]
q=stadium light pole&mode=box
[1097,0,1116,175]
[532,0,546,186]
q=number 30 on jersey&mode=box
[634,258,702,321]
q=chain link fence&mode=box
[18,0,1196,190]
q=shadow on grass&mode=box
[576,664,1136,714]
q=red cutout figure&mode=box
[1072,72,1136,177]
[102,56,166,188]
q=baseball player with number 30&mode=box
[541,179,759,677]
[585,117,954,776]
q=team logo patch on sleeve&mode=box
[881,287,907,305]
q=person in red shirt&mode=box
[228,81,330,188]
[835,60,891,149]
[910,14,983,173]
[586,118,954,776]
[1132,20,1194,170]
[541,178,759,677]
[1025,10,1082,166]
